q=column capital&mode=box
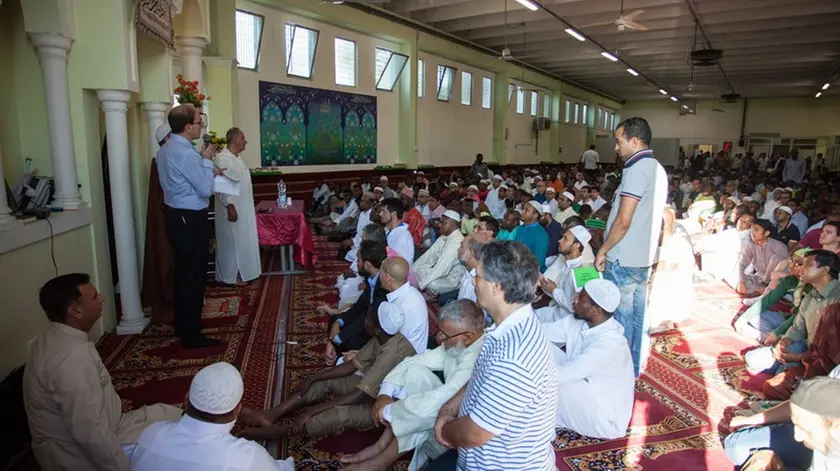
[141,102,170,113]
[29,33,73,60]
[203,56,237,68]
[97,90,132,113]
[176,36,208,56]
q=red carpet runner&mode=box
[280,236,765,470]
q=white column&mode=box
[141,102,170,157]
[97,90,149,335]
[29,33,84,209]
[177,37,207,84]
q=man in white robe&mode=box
[485,175,506,220]
[130,362,294,471]
[414,210,466,295]
[339,299,485,471]
[536,226,590,323]
[554,191,579,225]
[343,191,375,265]
[543,279,634,440]
[544,187,559,218]
[416,189,431,220]
[213,128,261,284]
[24,274,183,471]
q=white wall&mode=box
[559,123,587,164]
[507,80,551,164]
[416,52,493,167]
[236,0,404,172]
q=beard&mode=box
[445,341,467,360]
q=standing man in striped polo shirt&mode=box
[429,240,557,470]
[595,117,667,377]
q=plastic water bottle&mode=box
[277,180,287,208]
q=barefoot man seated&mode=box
[339,299,486,471]
[238,258,427,439]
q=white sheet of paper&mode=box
[214,175,240,196]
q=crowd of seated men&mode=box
[20,149,840,470]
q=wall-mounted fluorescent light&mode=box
[627,68,639,76]
[601,51,618,62]
[816,92,822,98]
[682,104,688,109]
[659,89,668,95]
[670,96,678,102]
[515,0,539,11]
[822,83,831,90]
[564,28,586,42]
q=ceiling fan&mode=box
[579,0,649,32]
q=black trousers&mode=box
[163,205,209,340]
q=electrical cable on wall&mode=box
[45,218,58,277]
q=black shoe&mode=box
[181,335,222,348]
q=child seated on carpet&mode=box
[236,303,417,440]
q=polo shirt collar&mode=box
[623,149,655,169]
[386,281,411,302]
[52,322,89,341]
[170,133,194,148]
[816,279,840,299]
[488,304,533,339]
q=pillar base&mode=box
[116,315,150,335]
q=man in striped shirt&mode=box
[430,240,557,470]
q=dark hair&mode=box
[380,197,405,219]
[358,240,388,269]
[168,104,197,135]
[752,218,772,233]
[808,249,840,279]
[580,185,591,192]
[564,215,585,229]
[479,216,500,236]
[823,221,840,235]
[476,240,540,304]
[225,127,242,144]
[578,204,593,219]
[589,144,596,150]
[616,116,652,146]
[39,273,90,323]
[362,223,387,244]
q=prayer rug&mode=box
[6,254,288,471]
[279,237,767,470]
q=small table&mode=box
[255,200,317,275]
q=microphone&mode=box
[203,133,211,145]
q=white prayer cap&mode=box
[374,186,384,193]
[726,196,740,205]
[468,185,479,192]
[500,184,509,190]
[449,182,459,188]
[379,176,389,182]
[417,170,425,175]
[377,302,403,335]
[493,174,503,181]
[418,189,429,197]
[584,279,620,313]
[545,187,556,194]
[783,187,795,193]
[524,168,532,172]
[189,362,244,415]
[534,175,543,181]
[541,204,551,214]
[442,209,462,222]
[777,206,793,215]
[562,191,575,202]
[741,196,753,202]
[154,123,171,143]
[527,200,544,215]
[569,225,592,246]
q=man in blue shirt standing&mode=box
[514,201,549,272]
[157,104,223,348]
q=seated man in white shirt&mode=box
[536,226,591,323]
[130,362,294,471]
[414,210,466,296]
[339,299,486,471]
[543,279,634,439]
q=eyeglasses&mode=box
[791,260,805,267]
[436,330,471,342]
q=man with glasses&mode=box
[157,104,222,349]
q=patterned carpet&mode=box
[280,236,766,471]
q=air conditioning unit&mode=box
[536,117,551,130]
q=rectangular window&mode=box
[375,47,409,91]
[542,93,551,118]
[516,86,525,114]
[461,71,472,106]
[508,84,515,104]
[235,10,264,70]
[530,91,538,116]
[564,100,571,123]
[573,103,580,124]
[481,77,492,109]
[436,64,455,101]
[418,59,424,98]
[597,108,604,128]
[582,104,588,126]
[334,38,356,87]
[285,24,319,78]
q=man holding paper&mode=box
[214,127,261,285]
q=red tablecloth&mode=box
[256,200,317,268]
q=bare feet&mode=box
[235,423,292,440]
[340,428,393,464]
[238,407,275,428]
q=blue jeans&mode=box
[740,310,786,343]
[744,340,808,375]
[724,423,812,469]
[424,450,458,471]
[604,260,651,376]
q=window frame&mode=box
[564,100,571,123]
[542,93,551,118]
[285,23,320,79]
[234,9,265,71]
[375,47,410,92]
[508,84,515,104]
[529,91,538,117]
[436,64,456,102]
[333,36,357,87]
[481,76,492,109]
[461,71,473,106]
[582,104,589,127]
[418,58,425,98]
[515,86,525,114]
